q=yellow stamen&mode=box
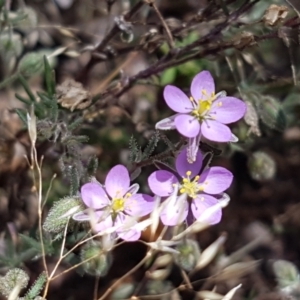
[180,171,201,199]
[112,198,125,213]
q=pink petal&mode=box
[191,194,222,225]
[125,194,154,217]
[155,115,177,130]
[148,170,178,197]
[72,210,91,221]
[199,167,233,194]
[164,85,194,113]
[186,133,202,163]
[160,193,188,226]
[126,183,139,195]
[210,97,246,124]
[105,165,130,198]
[115,214,141,241]
[201,120,232,142]
[81,183,110,209]
[175,114,200,138]
[175,147,202,178]
[94,213,113,233]
[190,71,215,101]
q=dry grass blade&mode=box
[197,290,224,300]
[214,261,260,282]
[222,284,242,300]
[195,233,227,270]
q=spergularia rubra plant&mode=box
[148,148,233,226]
[73,165,154,241]
[156,70,246,162]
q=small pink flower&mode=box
[73,165,154,241]
[156,70,246,162]
[148,148,233,226]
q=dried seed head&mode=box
[263,4,289,26]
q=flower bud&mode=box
[174,239,200,271]
[80,241,112,277]
[273,259,300,291]
[257,95,286,132]
[43,196,84,234]
[18,52,44,78]
[248,151,276,181]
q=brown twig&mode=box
[77,1,144,83]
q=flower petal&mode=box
[115,214,141,241]
[201,120,232,142]
[191,194,222,224]
[125,194,154,217]
[175,114,200,138]
[94,213,113,233]
[105,165,130,198]
[175,147,202,178]
[210,97,246,124]
[126,183,139,195]
[155,115,177,130]
[160,193,188,226]
[72,210,91,221]
[164,85,194,113]
[190,71,215,101]
[148,170,178,197]
[186,132,202,163]
[199,167,233,194]
[81,183,109,209]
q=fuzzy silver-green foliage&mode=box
[0,268,29,297]
[141,131,160,160]
[43,196,84,234]
[174,239,201,271]
[129,135,142,163]
[80,241,112,277]
[24,272,47,300]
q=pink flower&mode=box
[148,148,233,226]
[156,70,246,162]
[73,165,154,241]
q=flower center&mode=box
[179,171,203,199]
[191,89,216,121]
[112,198,125,213]
[111,192,132,214]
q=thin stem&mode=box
[94,276,100,300]
[42,173,57,209]
[33,148,48,275]
[98,249,153,300]
[145,0,175,48]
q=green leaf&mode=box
[142,131,160,159]
[44,55,56,96]
[129,136,141,163]
[15,108,28,125]
[18,74,36,103]
[15,93,31,106]
[160,67,177,85]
